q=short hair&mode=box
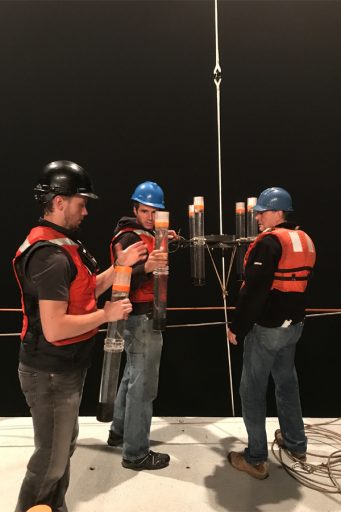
[42,198,55,215]
[42,194,72,215]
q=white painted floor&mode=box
[1,417,341,512]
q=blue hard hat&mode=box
[130,181,165,209]
[253,187,294,212]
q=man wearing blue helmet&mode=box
[107,181,176,470]
[227,187,316,480]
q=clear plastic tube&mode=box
[153,211,169,331]
[247,197,258,237]
[235,202,246,280]
[97,266,132,422]
[235,202,246,238]
[188,204,195,282]
[193,196,205,286]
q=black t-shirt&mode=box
[26,245,75,301]
[18,243,96,372]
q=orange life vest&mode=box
[13,225,98,346]
[111,228,155,303]
[244,227,316,293]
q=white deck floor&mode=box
[1,416,341,512]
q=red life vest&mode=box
[111,228,155,303]
[13,225,98,346]
[244,227,316,293]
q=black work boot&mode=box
[122,450,170,470]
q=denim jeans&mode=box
[240,322,306,465]
[110,314,163,461]
[15,364,87,512]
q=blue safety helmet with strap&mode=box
[253,187,294,212]
[131,181,165,209]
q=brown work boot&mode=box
[274,429,306,461]
[228,451,269,480]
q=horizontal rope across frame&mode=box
[0,307,340,336]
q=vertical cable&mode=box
[213,0,235,416]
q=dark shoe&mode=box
[107,430,123,447]
[228,451,269,480]
[122,450,170,470]
[274,429,306,461]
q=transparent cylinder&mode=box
[97,266,132,422]
[235,202,246,280]
[235,202,246,238]
[193,196,205,286]
[153,211,169,331]
[247,197,258,237]
[188,204,195,282]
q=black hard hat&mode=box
[34,160,99,203]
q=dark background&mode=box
[1,0,340,418]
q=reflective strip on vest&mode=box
[287,231,303,252]
[243,227,315,293]
[114,229,154,240]
[18,236,78,255]
[287,231,315,254]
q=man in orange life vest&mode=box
[13,161,146,512]
[227,187,316,480]
[107,181,177,470]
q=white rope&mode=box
[0,310,338,337]
[167,321,227,328]
[305,312,341,318]
[272,421,341,494]
[213,0,235,416]
[214,0,223,237]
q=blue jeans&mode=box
[15,364,87,512]
[240,322,306,465]
[110,315,163,461]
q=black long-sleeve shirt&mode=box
[230,222,308,339]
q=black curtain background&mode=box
[1,1,340,417]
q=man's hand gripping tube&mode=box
[96,266,132,422]
[153,211,169,331]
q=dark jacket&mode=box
[231,222,315,339]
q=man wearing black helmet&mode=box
[107,181,176,470]
[227,187,316,480]
[13,161,146,512]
